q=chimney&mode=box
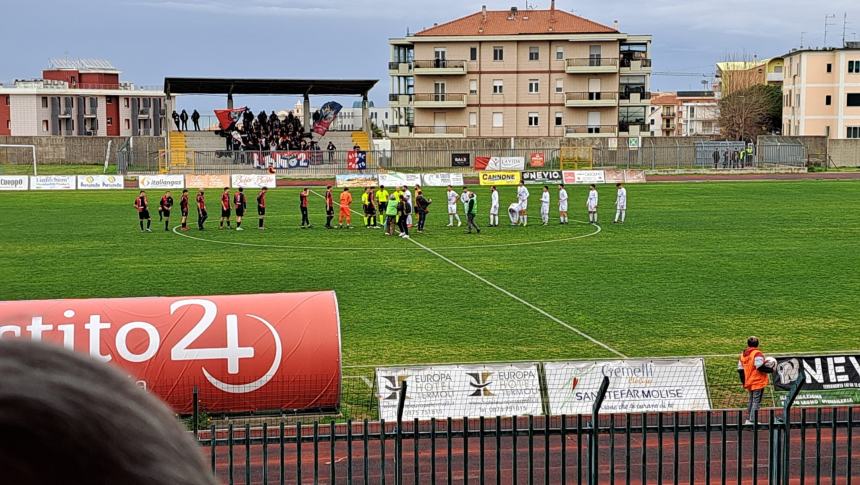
[482,4,487,17]
[612,20,619,31]
[550,0,555,11]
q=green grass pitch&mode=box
[1,180,858,411]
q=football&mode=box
[764,356,778,369]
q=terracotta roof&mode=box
[415,8,617,36]
[650,92,678,105]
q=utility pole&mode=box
[800,32,807,48]
[843,13,848,47]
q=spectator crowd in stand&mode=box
[217,108,322,154]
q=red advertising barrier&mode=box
[0,292,342,414]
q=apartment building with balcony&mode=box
[0,58,166,137]
[715,57,783,98]
[648,92,678,136]
[782,43,860,139]
[387,3,652,139]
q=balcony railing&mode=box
[565,57,619,68]
[139,107,151,118]
[619,122,649,132]
[564,125,618,135]
[413,125,466,136]
[619,91,651,101]
[565,92,618,102]
[412,59,466,70]
[620,58,652,68]
[412,93,466,103]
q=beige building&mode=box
[388,4,652,138]
[782,44,860,139]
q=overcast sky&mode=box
[1,0,857,113]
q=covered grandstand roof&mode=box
[163,78,378,96]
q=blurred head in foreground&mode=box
[0,340,216,485]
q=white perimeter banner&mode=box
[376,363,543,421]
[30,175,76,190]
[421,173,465,187]
[484,157,526,171]
[0,175,28,191]
[138,175,185,190]
[231,174,276,189]
[77,175,125,190]
[545,359,711,414]
[377,172,422,188]
[562,170,606,185]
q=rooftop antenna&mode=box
[824,14,836,47]
[800,31,806,48]
[842,13,848,47]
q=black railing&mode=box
[565,125,618,135]
[620,90,652,101]
[193,408,859,484]
[565,92,619,102]
[566,57,619,68]
[412,93,467,103]
[413,59,467,70]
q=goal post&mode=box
[0,144,38,175]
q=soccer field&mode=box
[1,180,858,410]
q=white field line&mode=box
[342,349,860,369]
[310,189,626,359]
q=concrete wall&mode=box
[828,139,860,167]
[0,136,164,165]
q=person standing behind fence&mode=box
[191,110,201,131]
[327,142,336,163]
[738,336,773,425]
[712,149,720,169]
[180,110,189,131]
[171,111,181,131]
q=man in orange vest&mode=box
[737,336,773,425]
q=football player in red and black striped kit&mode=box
[158,191,173,231]
[196,189,208,230]
[234,187,248,231]
[179,189,190,231]
[256,187,268,230]
[219,187,232,229]
[134,190,151,232]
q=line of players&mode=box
[132,182,629,233]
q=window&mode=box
[555,46,564,60]
[41,97,48,108]
[470,47,477,61]
[107,117,113,126]
[528,79,539,94]
[827,63,832,73]
[826,95,832,106]
[124,98,129,108]
[796,94,800,106]
[492,112,503,128]
[3,95,8,105]
[848,93,860,106]
[492,80,504,94]
[42,120,49,131]
[493,46,504,61]
[469,112,478,128]
[469,80,478,95]
[848,60,860,73]
[619,106,646,130]
[620,75,646,97]
[528,112,539,126]
[124,119,130,129]
[528,46,539,61]
[847,127,860,138]
[554,112,563,126]
[106,97,113,104]
[555,79,563,93]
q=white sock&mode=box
[523,215,528,226]
[455,214,461,223]
[615,210,621,222]
[449,215,453,224]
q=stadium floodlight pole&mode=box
[0,144,37,175]
[588,376,610,485]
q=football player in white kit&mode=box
[508,202,521,225]
[489,186,500,227]
[516,182,530,226]
[614,183,627,224]
[540,186,551,225]
[586,184,599,224]
[446,185,461,227]
[558,184,569,224]
[403,185,413,227]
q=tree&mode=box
[371,122,385,139]
[719,84,782,141]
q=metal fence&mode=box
[191,382,858,484]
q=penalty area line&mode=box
[406,236,628,359]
